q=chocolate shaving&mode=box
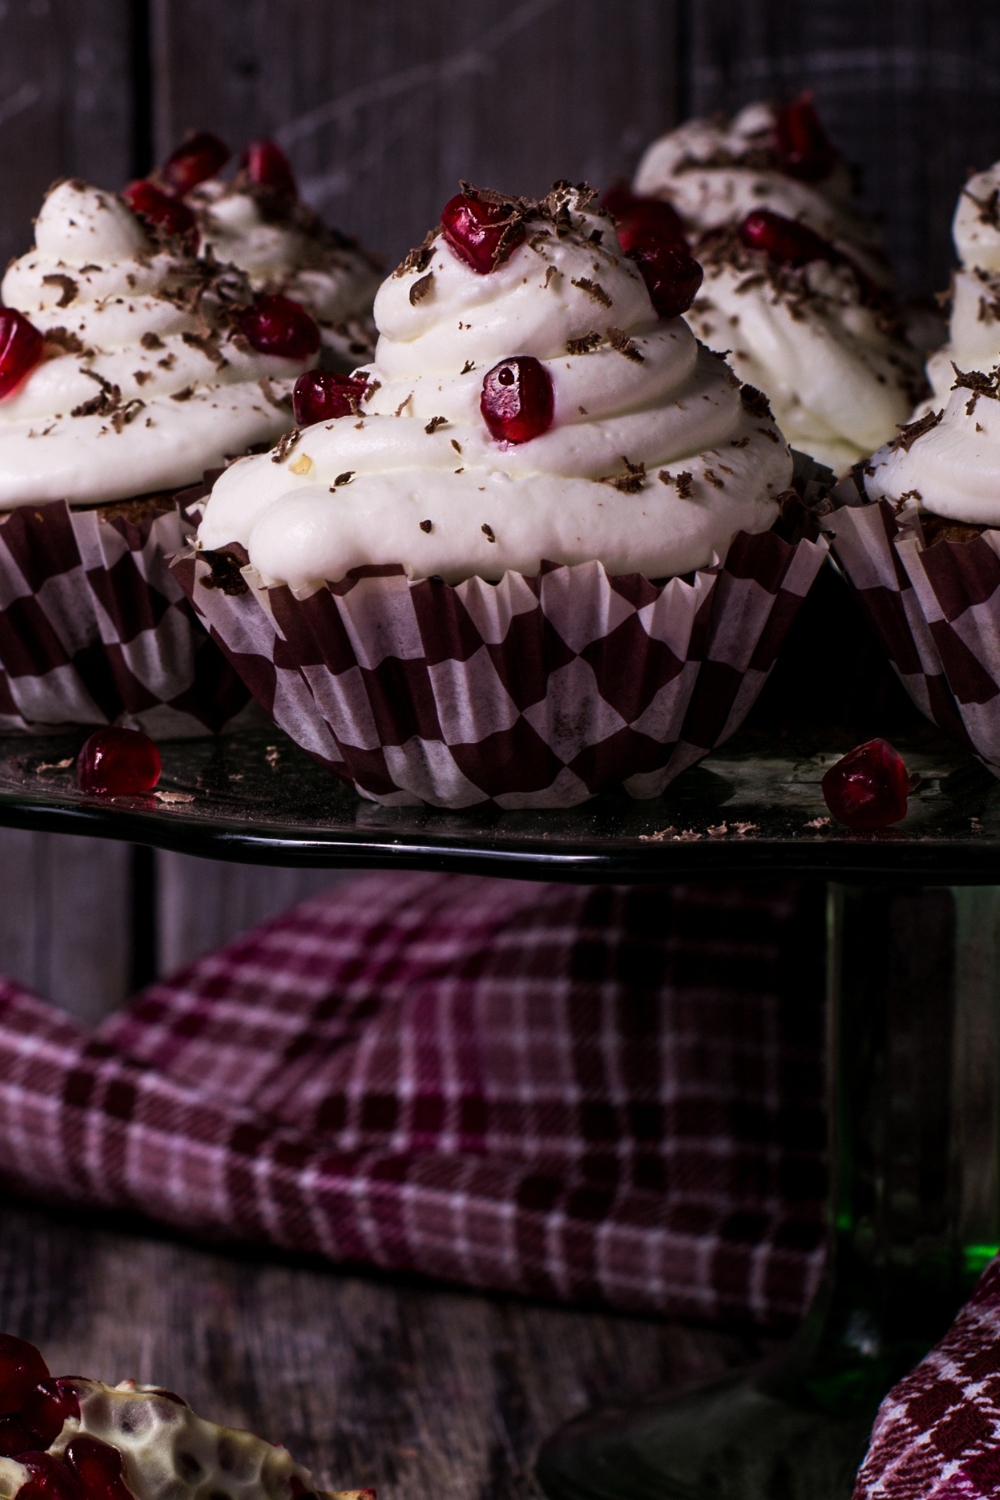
[182,329,226,367]
[460,360,475,374]
[739,384,773,420]
[572,276,612,308]
[607,326,644,363]
[43,327,86,355]
[140,331,164,350]
[257,377,293,413]
[703,467,724,489]
[962,183,1000,228]
[394,393,412,417]
[199,549,248,596]
[169,385,195,402]
[659,470,694,498]
[544,265,559,287]
[425,416,447,434]
[951,363,1000,416]
[42,273,78,308]
[70,371,121,418]
[887,407,944,450]
[450,438,462,454]
[409,272,434,306]
[271,428,301,464]
[603,457,646,493]
[567,332,602,355]
[110,399,145,433]
[363,378,381,404]
[481,523,496,543]
[420,519,432,533]
[394,228,439,279]
[332,471,354,487]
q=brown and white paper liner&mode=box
[0,491,252,736]
[825,494,1000,765]
[172,528,827,808]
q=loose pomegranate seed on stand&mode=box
[821,738,911,830]
[64,1436,135,1500]
[441,193,526,274]
[159,131,230,195]
[240,139,297,199]
[76,728,162,797]
[481,357,554,444]
[239,296,321,361]
[120,182,196,245]
[293,370,368,426]
[774,92,838,182]
[0,310,44,400]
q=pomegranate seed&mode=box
[121,182,196,244]
[738,209,836,269]
[628,239,703,318]
[76,729,161,797]
[65,1437,133,1500]
[821,739,910,830]
[241,140,297,199]
[20,1380,81,1449]
[601,183,687,253]
[0,1416,34,1456]
[15,1454,83,1500]
[441,193,525,274]
[774,93,838,183]
[160,132,230,195]
[481,356,554,444]
[239,295,320,361]
[292,370,367,426]
[0,310,43,400]
[0,1336,49,1415]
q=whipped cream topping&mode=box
[633,100,888,285]
[685,235,919,475]
[190,179,380,368]
[919,163,1000,409]
[197,185,792,590]
[0,180,316,507]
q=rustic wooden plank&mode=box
[686,0,1000,293]
[151,0,678,266]
[0,1196,768,1498]
[155,852,348,974]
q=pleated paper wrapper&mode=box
[0,490,253,737]
[825,492,1000,770]
[172,524,827,809]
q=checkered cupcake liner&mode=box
[825,492,1000,769]
[0,488,253,737]
[171,526,827,808]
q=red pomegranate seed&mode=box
[292,370,367,426]
[241,140,297,198]
[15,1454,83,1500]
[601,183,687,253]
[628,239,704,318]
[0,1336,49,1415]
[239,295,320,361]
[441,193,525,274]
[76,728,162,797]
[0,310,43,401]
[65,1437,134,1500]
[160,132,230,195]
[774,94,837,183]
[738,209,836,269]
[0,1416,34,1456]
[481,356,554,444]
[821,738,910,830]
[20,1381,81,1449]
[121,182,196,243]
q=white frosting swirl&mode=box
[0,180,316,507]
[189,179,380,368]
[198,187,792,590]
[919,164,1000,409]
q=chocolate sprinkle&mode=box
[887,407,944,450]
[481,523,496,543]
[572,276,612,308]
[394,228,439,279]
[950,364,1000,416]
[332,471,355,487]
[659,470,694,498]
[42,273,78,308]
[199,549,249,596]
[271,428,301,464]
[740,384,773,420]
[607,326,644,363]
[140,331,164,350]
[425,416,447,434]
[420,519,433,533]
[409,271,434,306]
[566,332,602,355]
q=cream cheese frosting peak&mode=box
[0,180,316,507]
[920,163,1000,410]
[198,183,792,589]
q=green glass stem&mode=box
[536,884,1000,1500]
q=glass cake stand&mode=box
[1,577,997,1500]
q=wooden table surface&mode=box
[0,1195,774,1500]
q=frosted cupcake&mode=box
[0,177,320,734]
[130,131,381,372]
[177,183,826,808]
[623,97,922,474]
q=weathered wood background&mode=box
[0,0,998,1017]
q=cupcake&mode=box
[175,183,826,808]
[130,131,381,373]
[623,97,923,475]
[0,177,319,734]
[823,157,1000,770]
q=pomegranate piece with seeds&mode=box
[76,728,161,797]
[292,370,367,426]
[601,183,687,253]
[738,209,836,269]
[628,239,703,318]
[20,1380,81,1450]
[821,738,911,830]
[160,131,230,195]
[241,139,297,199]
[481,356,554,444]
[121,182,196,244]
[441,193,525,274]
[14,1454,83,1500]
[774,93,838,183]
[64,1437,134,1500]
[0,1335,49,1415]
[239,295,320,361]
[0,310,43,400]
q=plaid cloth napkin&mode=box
[0,870,827,1326]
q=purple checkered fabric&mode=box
[0,871,827,1325]
[0,496,250,735]
[856,1255,1000,1500]
[827,499,1000,767]
[173,531,827,807]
